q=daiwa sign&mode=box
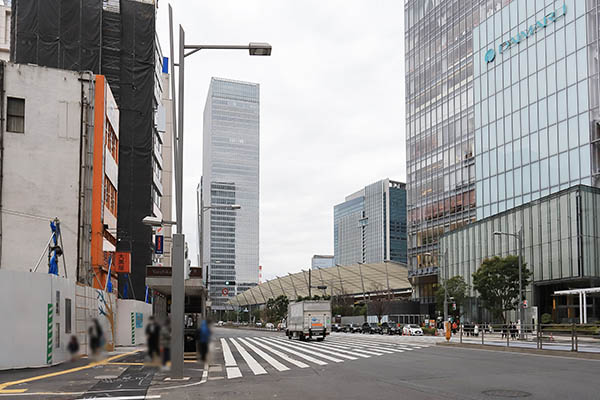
[485,4,566,64]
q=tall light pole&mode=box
[494,227,524,340]
[425,250,449,323]
[199,202,241,320]
[168,4,271,379]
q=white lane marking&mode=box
[331,338,403,353]
[226,367,242,379]
[343,336,427,349]
[261,337,345,363]
[77,396,161,400]
[340,337,421,350]
[229,338,267,375]
[238,338,290,372]
[308,340,374,357]
[319,340,384,356]
[220,338,237,367]
[253,338,328,366]
[246,338,309,369]
[270,338,358,360]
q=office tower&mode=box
[201,78,260,311]
[334,179,407,266]
[311,255,335,269]
[407,0,600,318]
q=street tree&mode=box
[472,255,532,323]
[435,275,468,318]
[264,295,289,323]
[368,284,391,323]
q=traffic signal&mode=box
[452,303,456,311]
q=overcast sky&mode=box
[156,1,406,281]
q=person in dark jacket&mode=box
[145,316,161,362]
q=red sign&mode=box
[114,252,131,273]
[222,288,229,296]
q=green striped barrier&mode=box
[47,304,53,364]
[131,312,135,345]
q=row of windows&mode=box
[106,119,118,163]
[104,177,117,216]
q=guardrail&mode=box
[455,323,600,353]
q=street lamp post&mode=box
[494,227,524,340]
[167,4,271,379]
[425,250,449,323]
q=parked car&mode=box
[361,322,372,334]
[216,320,224,327]
[370,323,383,334]
[332,323,344,332]
[256,322,263,327]
[403,324,424,336]
[265,322,275,329]
[347,323,361,333]
[381,322,398,335]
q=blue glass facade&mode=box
[474,0,599,219]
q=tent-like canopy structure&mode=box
[228,261,412,307]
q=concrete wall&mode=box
[1,63,89,279]
[115,299,152,347]
[0,270,76,369]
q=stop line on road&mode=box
[211,335,431,381]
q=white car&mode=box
[255,322,263,327]
[403,324,423,336]
[265,322,274,329]
[217,320,224,326]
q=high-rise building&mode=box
[9,0,163,300]
[311,255,335,269]
[201,77,260,311]
[407,0,600,318]
[334,179,407,266]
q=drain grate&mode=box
[482,389,532,398]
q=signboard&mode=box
[222,288,229,296]
[114,252,131,273]
[135,312,143,328]
[155,235,164,255]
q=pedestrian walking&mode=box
[67,335,80,361]
[197,319,212,363]
[88,318,104,357]
[145,316,161,363]
[160,318,171,370]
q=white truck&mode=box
[286,300,331,341]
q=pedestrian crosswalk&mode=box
[207,335,431,381]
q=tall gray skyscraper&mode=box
[334,179,407,266]
[201,78,260,311]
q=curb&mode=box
[437,341,600,360]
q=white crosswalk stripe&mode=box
[260,337,346,363]
[209,335,431,381]
[253,337,329,365]
[270,337,359,360]
[330,338,404,353]
[309,339,380,357]
[229,338,267,375]
[237,337,290,372]
[245,337,310,369]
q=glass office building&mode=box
[440,185,600,323]
[474,0,600,219]
[406,0,600,312]
[201,78,260,310]
[334,179,407,266]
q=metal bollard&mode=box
[506,325,510,347]
[481,325,484,345]
[575,325,578,352]
[571,323,575,352]
[460,325,463,343]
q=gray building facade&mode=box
[334,179,407,266]
[441,185,600,323]
[201,78,260,310]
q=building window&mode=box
[7,97,25,133]
[65,298,72,334]
[105,120,118,163]
[104,177,118,215]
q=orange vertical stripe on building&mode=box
[91,75,106,289]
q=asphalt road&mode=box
[1,327,599,399]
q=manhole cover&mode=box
[482,389,532,398]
